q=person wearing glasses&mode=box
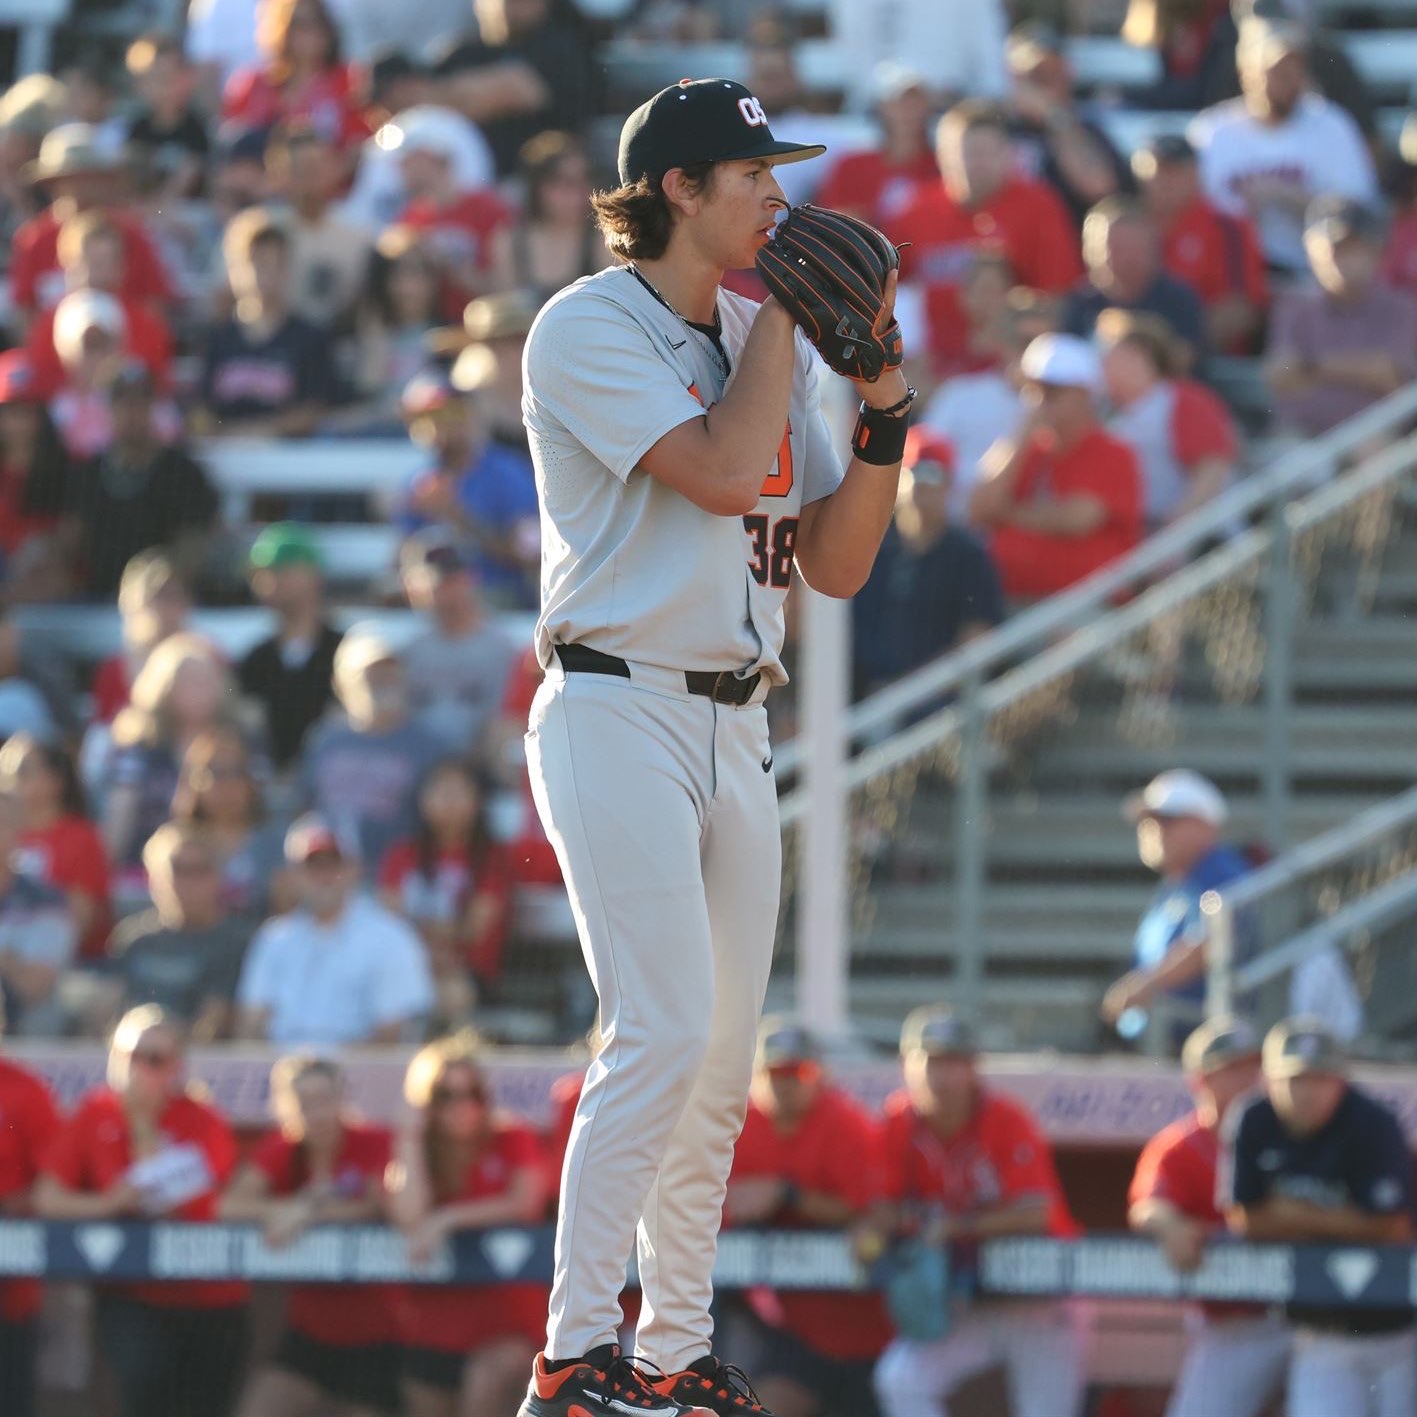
[34,1004,249,1417]
[387,1031,552,1417]
[724,1018,891,1417]
[223,1053,398,1417]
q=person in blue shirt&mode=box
[1102,768,1252,1040]
[395,368,539,608]
[1220,1017,1414,1417]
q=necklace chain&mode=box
[628,265,730,378]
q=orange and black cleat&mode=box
[653,1356,775,1415]
[518,1344,717,1417]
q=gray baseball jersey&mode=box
[522,264,844,684]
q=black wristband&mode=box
[851,387,916,466]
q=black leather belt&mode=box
[556,644,763,706]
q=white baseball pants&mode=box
[1166,1311,1289,1417]
[526,666,780,1372]
[1287,1326,1417,1417]
[873,1301,1085,1417]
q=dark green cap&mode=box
[250,522,322,572]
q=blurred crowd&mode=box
[0,0,1408,1058]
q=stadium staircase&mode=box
[768,393,1417,1054]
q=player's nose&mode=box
[766,171,788,208]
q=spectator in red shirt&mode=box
[379,757,513,1025]
[1128,1015,1286,1417]
[26,210,174,396]
[0,999,60,1417]
[222,0,371,153]
[1098,308,1238,532]
[0,352,70,603]
[1133,133,1268,356]
[222,1053,399,1417]
[869,1007,1081,1417]
[397,122,514,321]
[34,1004,249,1417]
[387,1031,551,1417]
[970,333,1143,600]
[0,733,112,961]
[809,63,938,234]
[894,101,1082,377]
[725,1018,892,1417]
[9,124,172,329]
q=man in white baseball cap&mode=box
[1102,768,1253,1045]
[969,331,1144,601]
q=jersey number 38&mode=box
[743,422,796,589]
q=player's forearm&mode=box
[793,1189,858,1227]
[794,457,900,598]
[952,1198,1051,1241]
[698,299,798,511]
[1248,1198,1410,1244]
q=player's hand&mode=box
[856,271,903,396]
[105,1179,147,1217]
[406,1212,451,1266]
[264,1197,315,1250]
[1159,1216,1206,1273]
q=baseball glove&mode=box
[755,204,904,382]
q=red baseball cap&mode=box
[0,351,39,406]
[903,427,955,482]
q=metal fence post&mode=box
[1262,501,1296,855]
[953,672,987,1021]
[1204,892,1236,1018]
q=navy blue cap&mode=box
[617,77,825,186]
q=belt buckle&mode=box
[711,670,755,705]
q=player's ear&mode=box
[660,166,703,220]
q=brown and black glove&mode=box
[755,203,905,382]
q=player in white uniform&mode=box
[515,79,913,1417]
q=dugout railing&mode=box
[773,378,1417,1039]
[5,1218,1415,1313]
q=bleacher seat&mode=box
[1340,32,1417,101]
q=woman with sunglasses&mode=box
[171,724,288,920]
[388,1031,551,1417]
[223,1053,398,1417]
[34,1004,249,1417]
[0,731,112,961]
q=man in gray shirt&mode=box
[300,628,443,869]
[106,821,248,1042]
[400,527,520,759]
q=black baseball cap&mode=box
[617,77,825,186]
[1305,195,1384,245]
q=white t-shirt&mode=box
[523,265,844,685]
[1187,94,1378,272]
[826,0,1008,110]
[237,894,435,1044]
[337,107,496,237]
[920,370,1022,522]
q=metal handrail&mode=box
[1203,783,1417,1016]
[774,379,1417,781]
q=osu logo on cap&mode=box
[737,95,769,128]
